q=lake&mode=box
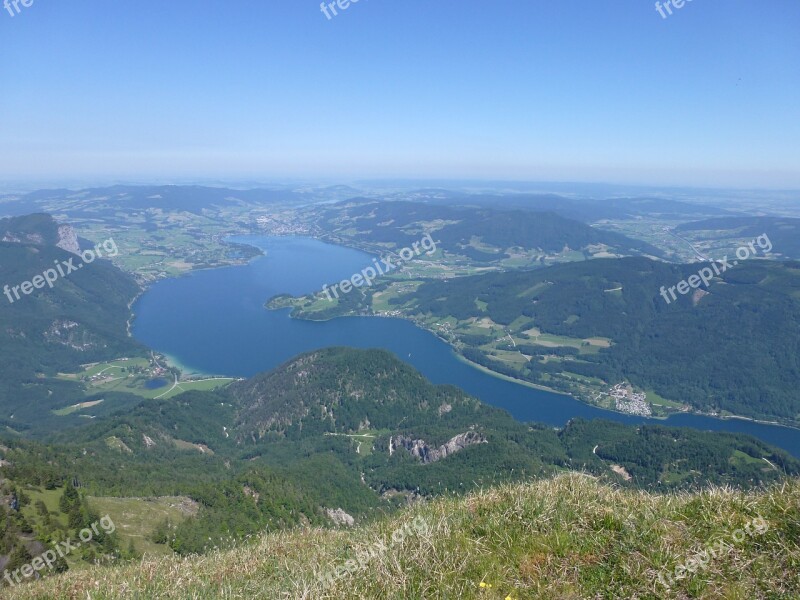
[131,235,800,457]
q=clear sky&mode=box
[1,0,798,187]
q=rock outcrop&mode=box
[389,431,487,464]
[325,507,355,527]
[56,224,81,254]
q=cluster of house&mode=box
[255,215,309,235]
[608,382,652,416]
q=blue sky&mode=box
[1,0,798,187]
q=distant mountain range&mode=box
[421,192,739,222]
[313,199,666,262]
[0,185,312,218]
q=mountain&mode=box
[230,347,485,441]
[1,346,796,584]
[311,200,665,262]
[6,348,796,537]
[371,257,800,423]
[0,213,66,247]
[0,214,145,433]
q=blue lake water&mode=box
[131,236,800,457]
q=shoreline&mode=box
[451,352,571,396]
[275,303,800,431]
[126,235,268,379]
[133,231,800,432]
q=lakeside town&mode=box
[606,382,652,416]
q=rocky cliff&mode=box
[389,431,487,464]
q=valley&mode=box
[2,188,800,595]
[4,3,798,596]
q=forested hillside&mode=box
[312,200,664,262]
[676,216,800,260]
[0,215,145,433]
[386,257,800,422]
[2,348,795,572]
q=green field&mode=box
[152,378,237,399]
[324,429,387,456]
[15,486,188,567]
[55,359,235,405]
[20,487,69,530]
[87,496,198,556]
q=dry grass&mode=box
[9,473,800,599]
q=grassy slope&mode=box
[86,496,197,557]
[14,474,800,599]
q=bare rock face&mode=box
[43,320,100,351]
[389,431,487,464]
[0,214,77,250]
[56,224,81,254]
[325,507,355,527]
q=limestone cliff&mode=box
[389,431,487,464]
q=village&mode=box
[590,382,652,416]
[607,382,652,416]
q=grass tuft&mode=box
[10,473,800,599]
